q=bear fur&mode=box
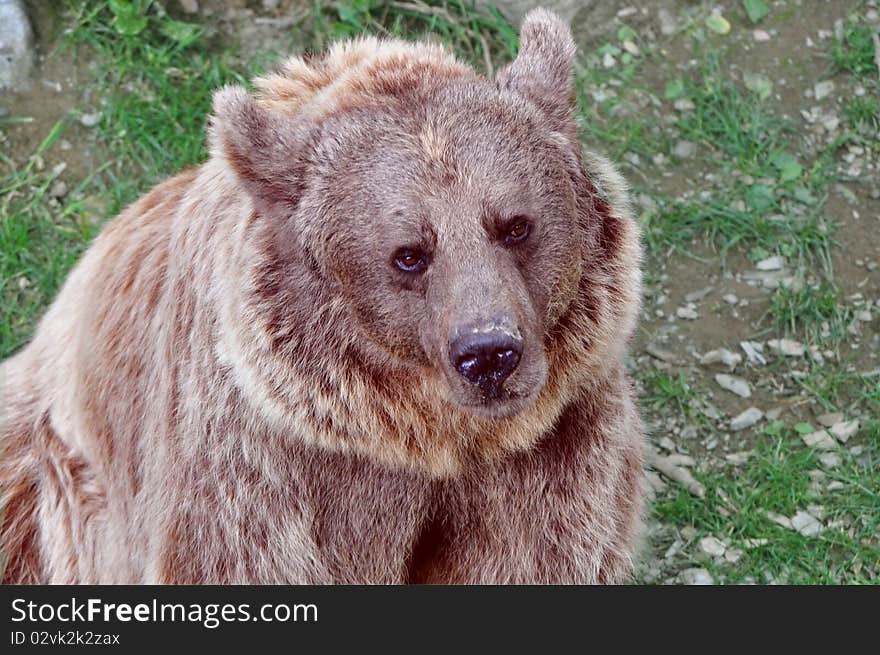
[0,9,644,584]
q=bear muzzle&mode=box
[448,322,523,400]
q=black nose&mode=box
[449,331,523,398]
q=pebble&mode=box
[79,112,102,128]
[753,29,771,42]
[179,0,199,13]
[818,452,841,468]
[673,140,697,158]
[814,80,835,101]
[802,429,836,450]
[724,548,743,563]
[622,40,640,56]
[657,8,677,35]
[49,180,67,198]
[700,348,741,369]
[602,52,616,68]
[715,374,751,398]
[645,343,677,363]
[673,98,695,112]
[756,256,785,271]
[679,568,714,585]
[817,412,844,427]
[730,407,763,431]
[676,305,699,320]
[740,341,767,365]
[829,420,859,443]
[724,451,754,465]
[723,293,738,305]
[791,511,823,537]
[0,0,34,91]
[699,537,726,558]
[685,286,713,303]
[767,339,805,357]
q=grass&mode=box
[1,1,878,584]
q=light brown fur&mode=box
[1,9,644,584]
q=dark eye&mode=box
[392,248,428,273]
[503,218,531,245]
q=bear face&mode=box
[309,89,586,417]
[208,10,640,475]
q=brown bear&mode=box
[0,9,644,584]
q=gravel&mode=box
[730,407,763,431]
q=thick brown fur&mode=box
[1,9,644,584]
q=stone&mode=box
[767,339,805,357]
[699,536,726,558]
[673,141,696,158]
[756,256,785,271]
[802,429,836,450]
[685,286,713,303]
[791,511,823,537]
[676,305,698,320]
[700,348,741,369]
[179,0,199,13]
[740,341,767,365]
[715,374,751,398]
[645,343,677,363]
[814,80,835,100]
[730,407,763,431]
[657,8,677,35]
[830,420,859,443]
[679,568,714,585]
[818,452,841,468]
[0,0,34,91]
[817,412,844,427]
[79,112,102,128]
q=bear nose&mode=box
[449,331,523,398]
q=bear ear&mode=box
[209,85,310,208]
[495,9,577,131]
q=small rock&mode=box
[817,412,844,427]
[645,343,677,363]
[715,374,751,398]
[657,8,677,35]
[743,538,768,548]
[700,348,741,369]
[813,80,835,101]
[79,112,102,128]
[829,420,859,443]
[601,52,616,68]
[0,0,34,91]
[699,536,726,558]
[762,510,792,529]
[855,310,872,322]
[685,286,713,303]
[179,0,199,13]
[818,452,841,468]
[756,256,785,271]
[791,511,823,537]
[767,339,805,357]
[740,341,767,365]
[724,548,744,564]
[49,180,67,199]
[723,293,738,305]
[622,40,640,56]
[673,140,696,158]
[676,305,699,320]
[753,29,771,42]
[679,568,714,585]
[730,407,763,431]
[802,429,836,450]
[673,98,695,112]
[724,451,754,465]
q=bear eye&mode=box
[503,218,531,245]
[392,248,428,273]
